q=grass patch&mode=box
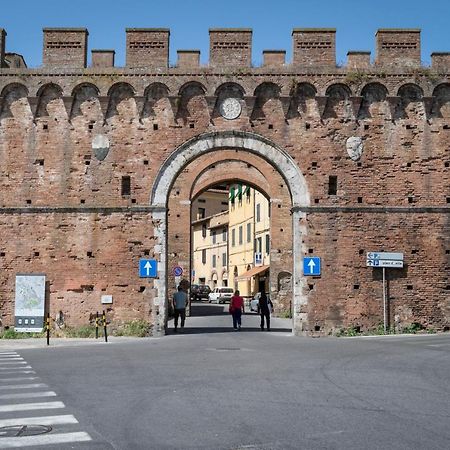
[113,320,150,337]
[0,328,44,339]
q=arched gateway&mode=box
[150,130,310,335]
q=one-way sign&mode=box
[139,259,158,278]
[303,257,321,276]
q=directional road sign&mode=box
[367,252,403,261]
[366,259,404,268]
[139,259,158,278]
[303,257,321,276]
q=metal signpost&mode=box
[366,252,404,333]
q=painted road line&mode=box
[0,377,39,383]
[0,357,24,360]
[0,401,65,413]
[0,414,79,427]
[0,391,57,400]
[0,431,92,448]
[0,362,27,365]
[0,366,32,370]
[0,383,48,390]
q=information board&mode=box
[15,274,46,332]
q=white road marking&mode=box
[0,384,47,391]
[0,362,27,365]
[0,391,57,400]
[0,401,65,413]
[0,415,78,427]
[0,357,24,361]
[0,431,92,448]
[0,366,32,370]
[0,377,38,383]
[0,353,17,356]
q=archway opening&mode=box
[190,181,272,321]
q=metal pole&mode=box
[383,268,387,334]
[46,313,50,346]
[103,310,108,343]
[95,312,99,339]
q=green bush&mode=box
[63,325,97,338]
[113,320,150,337]
[336,326,361,337]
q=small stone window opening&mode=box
[314,325,321,332]
[411,249,418,254]
[139,286,146,293]
[407,162,412,167]
[80,199,85,204]
[353,284,360,290]
[406,285,413,290]
[308,284,314,290]
[85,160,90,166]
[305,123,310,130]
[328,176,338,195]
[445,162,449,168]
[26,199,32,205]
[131,198,137,204]
[0,252,5,257]
[308,248,314,254]
[314,198,320,204]
[121,176,131,196]
[408,196,414,204]
[144,250,150,256]
[364,124,369,130]
[34,251,40,257]
[88,123,94,130]
[312,161,318,169]
[359,249,364,255]
[446,197,450,204]
[268,124,273,130]
[87,251,93,258]
[43,123,48,130]
[446,249,450,254]
[189,123,195,129]
[357,197,363,204]
[144,160,149,165]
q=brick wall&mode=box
[292,28,336,67]
[0,27,449,335]
[375,29,421,67]
[209,29,252,67]
[43,28,88,68]
[125,28,169,68]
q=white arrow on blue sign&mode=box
[303,257,321,276]
[139,259,157,278]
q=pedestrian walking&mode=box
[172,286,188,332]
[259,292,273,331]
[229,290,245,330]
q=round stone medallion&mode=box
[219,98,242,120]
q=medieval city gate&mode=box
[150,131,310,335]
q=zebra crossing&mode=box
[0,351,92,448]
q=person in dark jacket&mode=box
[259,292,273,331]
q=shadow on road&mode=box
[168,327,293,335]
[190,302,228,316]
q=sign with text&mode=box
[366,252,404,269]
[15,274,46,332]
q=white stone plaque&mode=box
[219,98,242,120]
[346,136,364,161]
[101,295,113,304]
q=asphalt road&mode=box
[1,303,449,450]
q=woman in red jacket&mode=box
[230,290,245,330]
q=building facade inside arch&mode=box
[0,26,449,336]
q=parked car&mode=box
[250,293,272,314]
[208,287,234,304]
[190,284,211,301]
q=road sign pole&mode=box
[382,268,387,334]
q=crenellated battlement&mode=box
[0,27,449,70]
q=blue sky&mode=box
[2,0,449,68]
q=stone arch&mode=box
[177,81,208,124]
[150,130,309,336]
[106,82,136,121]
[0,83,30,120]
[35,83,64,119]
[358,82,389,120]
[289,82,318,119]
[141,82,171,123]
[214,82,245,98]
[71,83,101,123]
[323,83,352,120]
[396,83,424,119]
[431,83,450,118]
[252,82,283,121]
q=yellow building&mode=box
[228,184,270,297]
[191,211,229,288]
